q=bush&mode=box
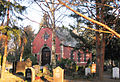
[77,66,85,76]
[56,58,77,75]
[23,53,38,65]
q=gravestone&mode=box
[53,66,64,82]
[16,61,26,75]
[25,67,35,82]
[6,61,12,72]
[43,66,48,74]
[16,58,32,76]
[25,68,32,80]
[33,65,40,75]
[42,66,51,76]
[85,67,91,76]
[112,67,119,79]
[91,64,96,73]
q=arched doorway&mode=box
[41,47,51,66]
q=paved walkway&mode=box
[69,72,120,82]
[0,71,120,82]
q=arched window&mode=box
[43,32,49,41]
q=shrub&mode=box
[56,58,77,75]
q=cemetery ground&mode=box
[0,66,120,82]
[0,58,119,82]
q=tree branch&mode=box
[58,0,120,38]
[82,27,112,34]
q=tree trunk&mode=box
[95,0,101,79]
[1,0,9,78]
[100,33,105,79]
[52,29,56,68]
[96,29,101,78]
[100,0,105,79]
[51,0,56,68]
[1,38,8,79]
[20,44,24,62]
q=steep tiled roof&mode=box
[55,27,78,47]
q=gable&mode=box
[32,27,61,54]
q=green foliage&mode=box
[56,58,77,75]
[23,53,38,65]
[0,0,7,18]
[70,29,94,52]
[105,37,120,60]
[69,0,120,57]
[22,26,35,64]
[77,66,85,76]
[0,26,21,41]
[7,54,15,62]
[0,0,26,13]
[0,0,26,24]
[85,59,92,67]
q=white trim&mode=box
[80,62,87,63]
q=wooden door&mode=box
[41,47,51,66]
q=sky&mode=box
[18,1,76,34]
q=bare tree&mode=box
[33,0,67,68]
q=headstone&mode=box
[91,64,96,73]
[33,65,40,75]
[112,67,119,79]
[6,61,12,72]
[25,67,35,82]
[85,67,91,76]
[53,66,64,82]
[43,66,51,76]
[25,68,32,80]
[43,66,48,74]
[16,61,26,74]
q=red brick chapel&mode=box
[32,27,92,66]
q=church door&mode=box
[41,47,51,66]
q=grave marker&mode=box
[16,58,32,75]
[85,67,91,76]
[25,67,35,82]
[91,64,96,73]
[53,66,64,82]
[43,66,48,74]
[16,61,26,74]
[112,67,119,79]
[33,65,40,75]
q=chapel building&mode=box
[32,27,92,66]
